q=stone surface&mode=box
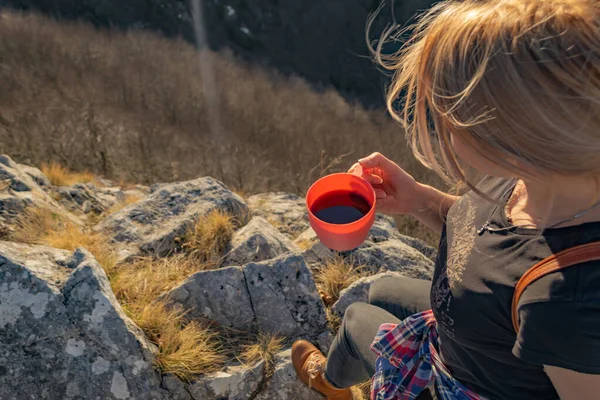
[254,349,325,400]
[331,272,403,317]
[247,192,309,238]
[223,216,299,266]
[244,254,328,337]
[97,177,248,258]
[0,241,165,400]
[351,239,434,279]
[315,331,335,355]
[163,266,255,331]
[164,254,327,337]
[162,375,192,400]
[189,361,265,400]
[22,164,51,188]
[56,183,125,215]
[0,155,80,229]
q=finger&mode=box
[358,152,396,170]
[374,189,387,199]
[364,173,384,185]
[347,163,359,174]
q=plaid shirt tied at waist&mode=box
[370,310,486,400]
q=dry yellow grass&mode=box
[315,257,369,306]
[153,316,225,382]
[351,381,371,400]
[109,255,199,306]
[13,207,118,273]
[326,308,342,334]
[41,162,97,187]
[240,333,284,367]
[295,238,314,251]
[105,193,144,215]
[183,209,234,266]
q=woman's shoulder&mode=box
[519,258,600,307]
[474,176,515,197]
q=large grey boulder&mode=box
[247,192,309,238]
[331,272,403,317]
[254,349,325,400]
[352,239,434,279]
[163,266,256,331]
[96,177,248,258]
[0,241,165,400]
[244,254,327,337]
[189,361,265,400]
[164,254,327,337]
[0,155,80,230]
[223,216,299,266]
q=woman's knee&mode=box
[368,275,431,320]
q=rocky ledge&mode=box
[0,155,435,400]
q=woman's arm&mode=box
[545,365,600,400]
[410,183,459,234]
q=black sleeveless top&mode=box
[431,177,600,399]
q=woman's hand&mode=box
[348,152,422,216]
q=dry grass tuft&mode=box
[315,256,368,306]
[110,255,200,306]
[105,193,144,216]
[240,332,284,368]
[13,207,117,272]
[295,238,314,251]
[183,210,234,266]
[152,313,225,382]
[351,381,372,400]
[41,162,97,187]
[326,308,342,334]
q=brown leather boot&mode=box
[291,340,353,400]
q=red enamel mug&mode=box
[306,170,376,251]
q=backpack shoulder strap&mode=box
[512,241,600,333]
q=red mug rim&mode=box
[306,172,376,228]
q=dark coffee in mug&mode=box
[311,190,372,224]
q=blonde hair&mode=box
[373,0,600,193]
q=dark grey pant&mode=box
[324,275,432,398]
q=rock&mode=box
[244,254,327,337]
[351,239,434,279]
[300,241,335,266]
[247,192,309,238]
[0,241,166,400]
[315,331,335,355]
[96,177,248,258]
[164,254,327,337]
[56,183,119,215]
[162,375,192,400]
[223,216,299,266]
[22,164,51,188]
[254,349,325,400]
[0,155,80,230]
[331,272,403,317]
[189,361,265,400]
[163,266,256,331]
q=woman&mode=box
[292,0,600,399]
